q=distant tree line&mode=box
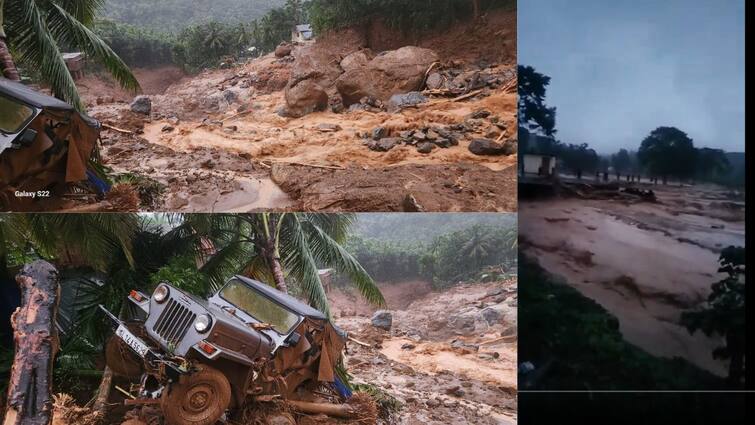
[343,224,516,287]
[94,0,513,73]
[518,65,743,187]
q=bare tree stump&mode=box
[2,261,60,425]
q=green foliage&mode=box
[681,246,745,386]
[150,254,211,296]
[694,147,731,182]
[309,0,513,34]
[2,0,139,111]
[345,223,516,286]
[353,213,515,244]
[637,126,698,183]
[172,21,251,72]
[94,20,176,66]
[518,254,727,390]
[102,0,286,31]
[518,65,557,137]
[611,148,632,174]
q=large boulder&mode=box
[468,138,517,156]
[447,308,479,335]
[291,45,343,89]
[371,310,393,331]
[336,46,439,106]
[340,49,374,72]
[275,42,293,58]
[284,79,328,118]
[129,96,152,115]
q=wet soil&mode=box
[332,280,517,424]
[80,9,517,212]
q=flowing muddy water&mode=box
[140,89,514,172]
[331,280,517,424]
[520,183,745,375]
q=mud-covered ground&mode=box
[520,182,745,375]
[331,279,518,424]
[69,10,517,212]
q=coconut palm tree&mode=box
[174,213,386,316]
[0,0,139,111]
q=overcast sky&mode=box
[519,0,745,154]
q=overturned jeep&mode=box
[101,276,349,425]
[0,78,101,209]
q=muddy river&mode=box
[520,183,745,376]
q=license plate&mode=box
[116,325,150,358]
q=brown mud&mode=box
[76,9,517,212]
[332,279,517,424]
[520,182,745,375]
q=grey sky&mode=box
[519,0,745,154]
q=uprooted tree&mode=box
[2,260,60,425]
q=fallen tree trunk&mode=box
[2,261,60,425]
[286,400,357,419]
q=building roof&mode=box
[294,24,314,40]
[0,78,73,110]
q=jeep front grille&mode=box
[153,299,196,344]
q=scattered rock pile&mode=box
[361,108,516,156]
[424,63,517,96]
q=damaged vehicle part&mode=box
[0,79,102,209]
[101,276,348,425]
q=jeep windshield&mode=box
[0,96,35,134]
[220,280,300,335]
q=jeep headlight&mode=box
[153,285,169,303]
[194,314,212,333]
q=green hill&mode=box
[103,0,285,31]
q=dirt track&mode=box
[75,9,517,212]
[520,182,745,375]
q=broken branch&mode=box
[287,400,357,419]
[347,336,372,348]
[102,123,134,135]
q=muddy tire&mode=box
[105,321,146,379]
[161,365,231,425]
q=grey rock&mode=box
[426,72,444,90]
[371,310,393,330]
[468,138,517,156]
[386,91,428,112]
[367,137,401,152]
[372,126,387,140]
[130,96,152,115]
[417,142,435,154]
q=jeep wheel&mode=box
[105,321,146,380]
[161,365,231,425]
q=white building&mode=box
[522,153,557,177]
[292,24,314,42]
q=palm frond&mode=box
[304,220,386,307]
[282,215,331,316]
[5,0,82,108]
[46,3,140,92]
[52,0,106,26]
